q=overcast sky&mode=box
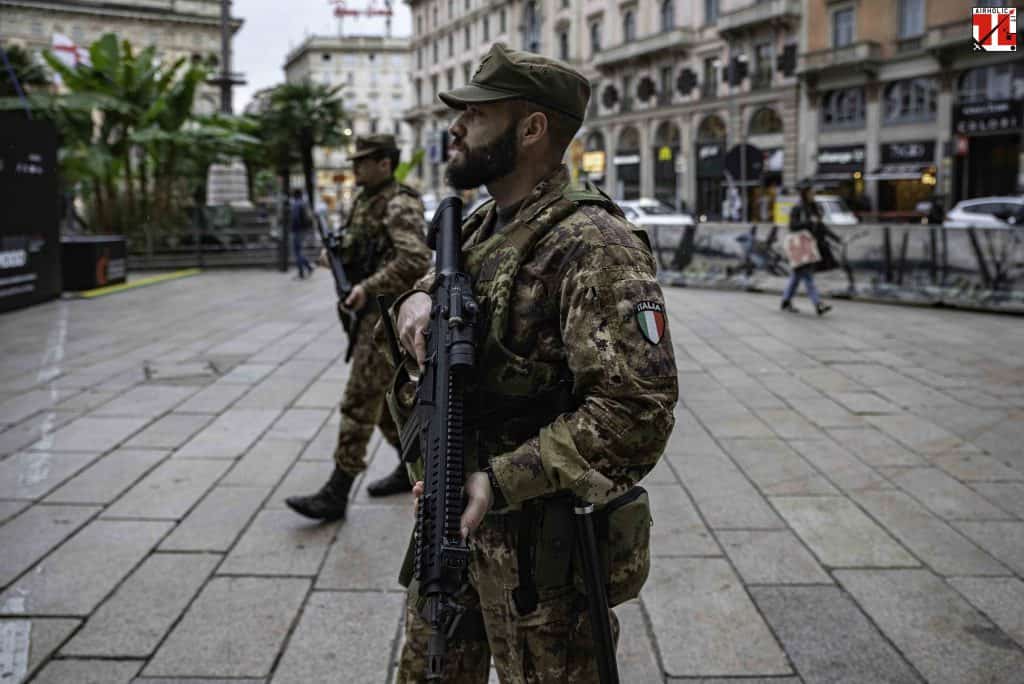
[232,0,412,112]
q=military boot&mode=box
[285,466,354,521]
[366,461,413,497]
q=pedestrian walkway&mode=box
[1,270,1022,683]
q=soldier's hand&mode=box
[397,291,431,370]
[344,284,368,311]
[460,471,492,540]
[317,248,330,268]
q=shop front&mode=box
[614,126,641,200]
[653,122,681,210]
[583,131,607,187]
[868,141,937,219]
[814,144,867,211]
[952,99,1022,202]
[696,143,725,220]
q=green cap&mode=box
[439,43,591,122]
[349,134,399,160]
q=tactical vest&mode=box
[339,181,420,281]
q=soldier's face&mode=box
[446,103,519,190]
[353,157,390,187]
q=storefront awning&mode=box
[864,164,932,181]
[813,172,857,182]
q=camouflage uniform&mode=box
[333,178,431,476]
[395,165,679,682]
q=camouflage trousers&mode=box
[397,512,619,683]
[333,307,400,475]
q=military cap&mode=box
[349,134,399,160]
[439,43,591,122]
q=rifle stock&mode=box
[413,196,477,679]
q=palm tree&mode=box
[1,43,51,97]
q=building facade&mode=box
[0,0,241,115]
[283,34,413,209]
[798,0,1023,216]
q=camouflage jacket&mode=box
[414,166,679,507]
[339,179,431,296]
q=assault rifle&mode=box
[312,210,362,362]
[412,196,477,679]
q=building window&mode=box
[417,15,423,34]
[822,87,865,128]
[558,30,570,60]
[622,74,633,111]
[370,119,378,134]
[448,0,453,19]
[415,78,422,106]
[417,48,423,69]
[661,0,675,32]
[394,120,402,136]
[589,21,602,55]
[463,62,471,84]
[433,41,438,63]
[466,0,471,10]
[749,107,783,136]
[448,33,454,57]
[523,1,541,53]
[446,68,454,92]
[898,0,925,38]
[705,0,718,25]
[957,63,1024,103]
[483,15,490,40]
[433,7,438,28]
[431,74,439,101]
[702,57,718,98]
[622,10,636,42]
[561,0,570,8]
[464,26,471,49]
[753,42,772,90]
[500,9,507,33]
[884,77,937,122]
[832,7,855,47]
[659,66,673,105]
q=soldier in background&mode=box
[286,135,431,520]
[390,45,679,681]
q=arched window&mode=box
[590,20,602,55]
[523,1,541,53]
[821,88,865,128]
[558,28,570,61]
[586,131,606,152]
[660,0,675,32]
[618,126,640,152]
[654,121,681,147]
[623,10,636,42]
[748,107,783,136]
[883,78,937,123]
[697,114,726,142]
[958,63,1024,104]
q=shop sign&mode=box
[613,154,640,165]
[881,141,934,165]
[697,144,724,177]
[658,146,673,162]
[953,100,1023,135]
[582,150,606,174]
[955,134,969,157]
[816,145,865,172]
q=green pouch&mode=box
[574,486,653,607]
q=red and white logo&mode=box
[973,8,1017,52]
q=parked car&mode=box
[618,198,696,268]
[814,194,859,228]
[943,196,1024,230]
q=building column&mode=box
[678,114,691,211]
[605,123,619,199]
[797,80,818,182]
[936,69,955,208]
[640,120,655,198]
[864,81,881,212]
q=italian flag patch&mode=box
[635,301,666,345]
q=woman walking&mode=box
[781,179,839,315]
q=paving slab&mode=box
[642,557,790,677]
[836,569,1024,684]
[0,519,171,616]
[644,457,677,485]
[721,438,839,496]
[44,449,166,505]
[0,411,84,457]
[754,408,823,439]
[267,460,336,508]
[353,440,410,504]
[826,426,925,467]
[718,530,832,584]
[172,381,249,414]
[832,391,901,415]
[972,482,1024,519]
[0,504,98,587]
[233,360,328,409]
[219,509,338,576]
[686,400,774,439]
[221,438,304,488]
[615,600,663,684]
[62,552,219,657]
[270,590,403,684]
[0,389,72,425]
[317,505,412,591]
[173,408,281,460]
[0,451,100,500]
[28,415,148,453]
[103,458,232,520]
[772,496,918,568]
[266,408,331,442]
[0,618,78,684]
[124,412,215,450]
[852,489,1008,576]
[949,577,1024,649]
[144,576,309,678]
[786,397,864,429]
[954,521,1024,575]
[31,659,143,683]
[299,419,338,461]
[160,485,268,552]
[91,385,197,417]
[866,415,965,456]
[219,363,277,384]
[293,379,341,408]
[930,449,1023,483]
[0,500,28,525]
[751,585,923,684]
[647,484,720,556]
[53,389,118,413]
[788,439,891,493]
[757,373,822,400]
[888,467,1010,520]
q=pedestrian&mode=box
[289,188,314,280]
[285,135,432,520]
[780,178,839,315]
[390,44,679,681]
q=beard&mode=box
[445,121,519,190]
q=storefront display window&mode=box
[821,88,865,129]
[883,78,937,124]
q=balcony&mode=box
[718,0,801,36]
[924,20,971,55]
[592,27,696,71]
[701,81,718,99]
[800,41,882,76]
[750,70,772,91]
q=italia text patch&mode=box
[635,301,666,345]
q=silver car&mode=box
[943,197,1024,230]
[618,199,695,268]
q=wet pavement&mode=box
[1,269,1023,683]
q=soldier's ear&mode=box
[519,111,548,151]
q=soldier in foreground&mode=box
[286,135,431,520]
[390,44,679,681]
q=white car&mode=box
[943,197,1024,230]
[814,195,859,227]
[617,199,696,268]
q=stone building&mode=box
[283,34,413,209]
[0,0,242,116]
[798,0,1023,216]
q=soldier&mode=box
[286,134,431,520]
[390,45,679,681]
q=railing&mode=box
[717,0,801,34]
[592,27,696,70]
[800,41,882,74]
[924,20,969,52]
[657,91,674,107]
[750,71,772,91]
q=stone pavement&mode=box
[1,270,1023,684]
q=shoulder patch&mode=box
[635,301,666,345]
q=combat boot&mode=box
[285,466,354,521]
[366,461,413,497]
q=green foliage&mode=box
[0,43,51,96]
[395,149,425,183]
